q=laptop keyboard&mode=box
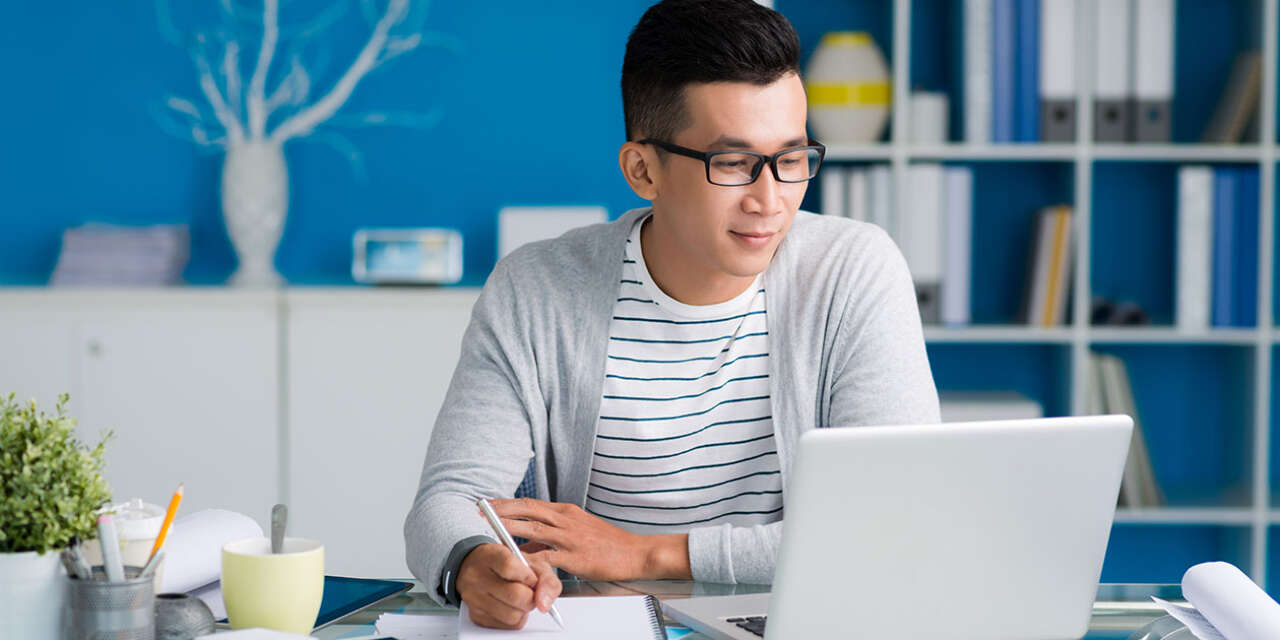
[726,616,767,637]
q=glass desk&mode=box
[308,580,1184,639]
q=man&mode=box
[405,0,939,630]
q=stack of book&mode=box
[1088,351,1164,508]
[1020,205,1073,327]
[964,0,1176,143]
[50,223,190,286]
[1177,166,1259,330]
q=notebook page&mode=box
[459,595,659,639]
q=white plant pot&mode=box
[222,140,289,287]
[0,550,66,639]
[804,31,892,144]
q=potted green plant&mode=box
[0,393,111,638]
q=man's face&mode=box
[651,72,810,280]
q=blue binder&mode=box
[991,0,1017,143]
[1211,169,1236,328]
[1015,0,1040,142]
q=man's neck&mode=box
[639,213,757,306]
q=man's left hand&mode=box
[490,498,691,581]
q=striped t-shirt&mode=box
[584,214,782,535]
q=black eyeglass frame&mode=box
[637,137,827,186]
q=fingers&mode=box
[487,548,538,588]
[531,559,563,613]
[457,545,538,630]
[519,541,552,554]
[491,497,561,524]
[468,595,530,630]
[503,517,567,549]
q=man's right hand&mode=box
[455,542,563,629]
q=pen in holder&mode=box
[65,565,156,640]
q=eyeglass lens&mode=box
[708,148,822,186]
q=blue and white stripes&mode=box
[585,215,782,534]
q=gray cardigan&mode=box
[404,207,940,602]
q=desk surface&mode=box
[306,580,1183,639]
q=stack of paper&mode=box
[375,612,458,639]
[1153,562,1280,640]
[51,223,189,286]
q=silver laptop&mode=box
[663,415,1133,640]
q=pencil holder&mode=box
[65,566,155,640]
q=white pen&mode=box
[97,514,125,582]
[477,498,565,629]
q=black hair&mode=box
[621,0,801,143]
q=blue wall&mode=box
[0,0,896,286]
[0,2,655,285]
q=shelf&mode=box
[821,144,893,161]
[1089,327,1263,345]
[1114,508,1257,526]
[908,144,1077,161]
[923,325,1074,343]
[1092,145,1265,162]
[823,144,1268,163]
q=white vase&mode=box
[0,550,66,639]
[222,140,289,287]
[804,31,892,144]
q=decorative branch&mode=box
[192,43,244,144]
[222,39,242,120]
[246,0,279,139]
[157,0,449,170]
[151,97,228,149]
[263,55,311,117]
[269,0,409,143]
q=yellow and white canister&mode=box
[804,32,891,144]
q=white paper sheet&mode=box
[162,509,263,593]
[1182,562,1280,640]
[375,612,459,639]
[1152,597,1225,640]
[458,596,659,639]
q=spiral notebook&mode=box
[459,595,666,639]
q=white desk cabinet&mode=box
[285,288,477,578]
[0,290,280,527]
[0,287,479,579]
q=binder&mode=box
[847,168,870,221]
[1131,0,1175,142]
[1234,168,1259,328]
[1211,168,1236,327]
[1015,0,1041,142]
[819,166,847,217]
[992,0,1017,142]
[1176,166,1213,331]
[965,0,993,143]
[868,164,894,235]
[906,164,945,323]
[1039,0,1077,142]
[1094,0,1132,141]
[941,167,973,326]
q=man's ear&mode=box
[618,141,660,201]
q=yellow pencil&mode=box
[148,484,184,561]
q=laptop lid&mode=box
[765,415,1132,640]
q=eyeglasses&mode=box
[638,138,827,186]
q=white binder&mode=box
[1132,0,1175,142]
[1094,0,1132,141]
[1039,0,1077,141]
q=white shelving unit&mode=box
[826,0,1280,584]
